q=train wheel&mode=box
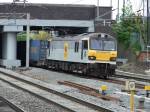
[68,64,72,73]
[103,75,108,79]
[111,69,115,76]
[82,64,88,75]
[82,68,87,75]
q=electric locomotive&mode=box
[45,33,117,78]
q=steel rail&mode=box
[58,81,120,101]
[0,77,75,112]
[41,66,149,86]
[98,78,145,89]
[0,70,112,112]
[115,70,150,82]
[0,96,24,112]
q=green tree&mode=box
[112,1,147,55]
[17,31,52,41]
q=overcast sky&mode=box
[0,0,143,19]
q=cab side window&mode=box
[82,40,88,49]
[74,42,79,52]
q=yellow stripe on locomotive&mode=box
[88,50,117,61]
[64,42,68,60]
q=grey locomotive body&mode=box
[45,33,117,78]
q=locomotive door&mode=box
[81,40,88,60]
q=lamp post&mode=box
[26,13,30,68]
[147,0,150,44]
[123,0,125,18]
[97,0,99,18]
[110,0,112,7]
[117,0,120,21]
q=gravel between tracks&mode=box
[0,79,70,112]
[117,62,150,75]
[15,67,150,112]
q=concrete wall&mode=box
[0,33,2,59]
[0,3,111,20]
[0,19,95,33]
[2,32,17,60]
[95,25,115,36]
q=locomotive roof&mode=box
[51,33,115,41]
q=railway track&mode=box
[82,71,148,89]
[0,96,24,112]
[99,78,145,89]
[17,67,147,89]
[115,70,150,82]
[58,81,120,101]
[0,68,112,112]
[30,66,149,87]
[19,67,149,90]
[76,73,146,90]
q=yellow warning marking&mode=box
[101,85,108,91]
[144,86,150,90]
[130,91,134,112]
[64,42,68,60]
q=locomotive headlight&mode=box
[88,56,96,60]
[110,57,116,61]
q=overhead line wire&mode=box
[69,0,87,4]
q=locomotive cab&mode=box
[88,34,117,62]
[86,34,117,78]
